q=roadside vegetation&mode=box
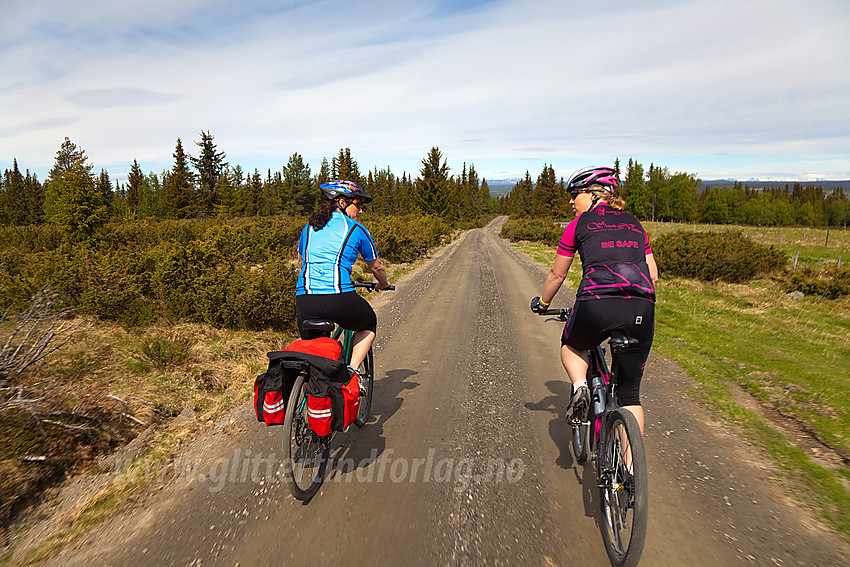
[504,218,850,536]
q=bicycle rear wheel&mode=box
[598,408,648,567]
[283,372,329,501]
[354,348,374,427]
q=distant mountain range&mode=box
[701,179,850,191]
[485,178,850,197]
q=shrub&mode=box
[365,214,449,263]
[653,231,787,283]
[782,267,850,299]
[141,335,194,368]
[499,217,563,246]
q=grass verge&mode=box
[510,238,850,538]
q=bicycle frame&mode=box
[588,344,612,455]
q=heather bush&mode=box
[0,214,438,330]
[365,214,449,263]
[653,231,787,283]
[499,217,563,246]
[782,266,850,299]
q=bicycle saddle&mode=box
[609,331,639,348]
[302,319,335,333]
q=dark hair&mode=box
[308,200,337,230]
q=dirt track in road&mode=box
[32,218,850,566]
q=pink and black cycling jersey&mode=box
[557,203,655,302]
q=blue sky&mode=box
[1,0,848,184]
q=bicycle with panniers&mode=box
[281,282,393,501]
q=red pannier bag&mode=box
[254,381,286,425]
[306,393,333,436]
[270,337,353,435]
[254,338,345,428]
[254,354,290,426]
[340,372,361,431]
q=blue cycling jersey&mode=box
[296,211,379,295]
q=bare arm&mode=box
[541,254,573,304]
[646,253,658,286]
[366,257,390,289]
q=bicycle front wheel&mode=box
[354,348,374,427]
[598,408,648,567]
[283,372,329,501]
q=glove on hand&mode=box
[530,296,549,314]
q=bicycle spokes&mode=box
[598,409,647,567]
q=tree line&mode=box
[0,134,497,240]
[500,157,849,227]
[5,137,848,237]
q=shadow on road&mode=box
[525,380,601,520]
[525,380,573,469]
[326,368,420,476]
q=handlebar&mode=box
[539,307,571,320]
[354,282,396,291]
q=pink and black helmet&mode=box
[566,166,619,195]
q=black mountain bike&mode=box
[539,307,648,567]
[282,282,393,501]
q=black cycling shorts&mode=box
[296,291,377,339]
[562,298,655,406]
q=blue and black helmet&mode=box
[319,180,373,204]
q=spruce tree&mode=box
[127,160,144,216]
[4,160,28,225]
[332,148,361,182]
[417,147,450,217]
[97,169,113,213]
[163,138,196,218]
[191,130,226,217]
[624,160,650,219]
[49,141,108,241]
[24,171,44,224]
[282,153,313,215]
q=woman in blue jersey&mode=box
[531,167,658,434]
[296,180,390,372]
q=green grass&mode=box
[511,238,850,537]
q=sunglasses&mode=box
[569,189,589,199]
[350,199,363,209]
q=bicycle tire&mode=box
[354,348,374,427]
[283,372,329,501]
[598,408,648,567]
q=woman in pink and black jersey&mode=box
[531,166,658,434]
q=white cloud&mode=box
[1,0,848,182]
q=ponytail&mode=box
[608,196,626,210]
[591,185,626,211]
[308,200,336,230]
